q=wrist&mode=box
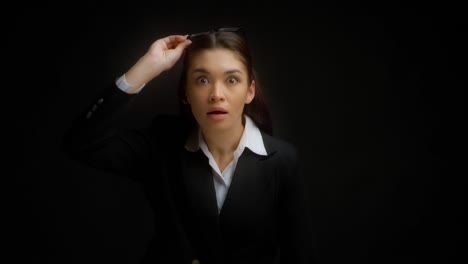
[116,74,146,94]
[126,54,163,84]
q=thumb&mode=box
[176,39,192,53]
[169,39,191,60]
[165,39,192,66]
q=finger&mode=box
[174,38,192,54]
[163,35,187,47]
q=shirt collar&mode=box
[184,115,268,156]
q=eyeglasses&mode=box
[188,27,245,40]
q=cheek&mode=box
[186,92,200,106]
[187,96,204,114]
[234,97,248,112]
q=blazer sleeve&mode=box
[278,145,319,263]
[62,82,155,180]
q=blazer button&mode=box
[91,104,98,111]
[86,111,92,119]
[191,259,200,264]
[97,98,104,104]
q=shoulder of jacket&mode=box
[261,132,299,162]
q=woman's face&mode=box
[185,48,255,132]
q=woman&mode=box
[63,28,316,264]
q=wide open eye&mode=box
[227,77,239,85]
[196,77,210,85]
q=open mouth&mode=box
[207,108,228,120]
[207,110,227,115]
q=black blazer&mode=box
[63,84,316,264]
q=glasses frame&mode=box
[188,27,245,40]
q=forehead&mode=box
[188,48,247,73]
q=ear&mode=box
[183,94,190,104]
[245,80,256,104]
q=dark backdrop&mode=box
[10,1,465,264]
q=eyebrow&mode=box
[192,68,243,75]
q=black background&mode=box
[10,1,466,263]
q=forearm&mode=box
[124,53,164,94]
[62,83,144,169]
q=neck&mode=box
[201,119,244,157]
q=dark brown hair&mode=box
[177,31,273,135]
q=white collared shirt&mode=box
[184,115,268,213]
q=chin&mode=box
[202,119,231,131]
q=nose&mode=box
[209,82,225,102]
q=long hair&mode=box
[177,30,273,135]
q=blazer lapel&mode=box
[180,149,220,234]
[219,148,277,223]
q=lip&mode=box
[206,107,228,114]
[207,107,228,120]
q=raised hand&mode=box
[124,35,191,93]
